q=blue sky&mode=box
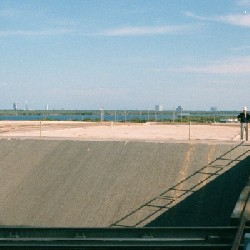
[1,0,250,111]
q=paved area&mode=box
[0,138,249,227]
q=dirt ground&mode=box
[0,121,243,142]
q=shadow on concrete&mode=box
[111,143,250,227]
[146,154,250,227]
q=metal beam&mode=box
[0,227,248,249]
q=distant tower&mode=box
[46,104,49,111]
[100,107,104,122]
[13,102,18,110]
[25,100,29,111]
[210,107,217,112]
[176,106,183,113]
[155,105,163,112]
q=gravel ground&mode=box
[0,121,243,142]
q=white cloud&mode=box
[231,45,250,51]
[185,11,250,27]
[0,82,7,87]
[0,28,75,37]
[96,25,192,36]
[47,18,79,28]
[237,0,250,6]
[0,25,190,38]
[168,56,250,74]
[184,11,209,21]
[219,14,250,27]
[124,7,152,15]
[0,8,20,18]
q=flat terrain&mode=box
[0,121,249,228]
[0,121,242,142]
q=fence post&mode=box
[189,121,191,140]
[40,120,41,137]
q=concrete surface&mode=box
[0,138,250,227]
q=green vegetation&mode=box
[0,109,239,123]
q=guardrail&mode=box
[0,226,248,249]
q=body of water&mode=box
[0,112,240,122]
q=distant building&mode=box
[13,102,18,110]
[176,106,183,113]
[210,107,217,112]
[155,105,163,112]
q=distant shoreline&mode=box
[0,110,241,123]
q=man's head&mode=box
[243,106,247,112]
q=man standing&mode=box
[237,107,250,141]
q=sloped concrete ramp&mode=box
[0,139,249,227]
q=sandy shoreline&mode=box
[0,121,243,142]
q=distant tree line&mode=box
[0,109,240,123]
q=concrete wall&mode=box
[0,139,249,227]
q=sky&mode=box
[1,0,250,111]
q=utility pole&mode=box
[100,107,104,122]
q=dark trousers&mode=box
[240,123,248,141]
